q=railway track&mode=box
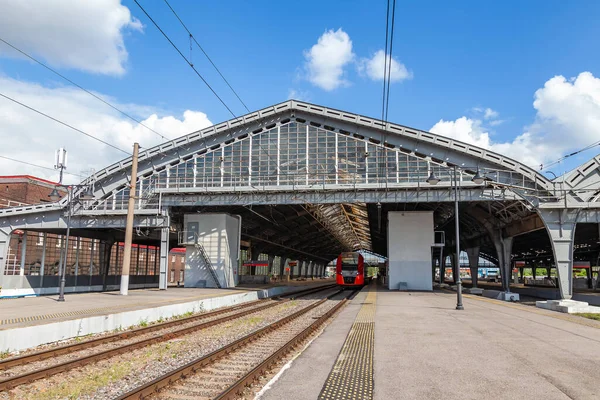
[0,284,336,392]
[117,289,356,400]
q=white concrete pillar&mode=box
[159,226,169,290]
[280,257,288,277]
[268,254,275,276]
[538,209,577,299]
[19,231,27,276]
[466,247,480,288]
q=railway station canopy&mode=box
[1,100,600,299]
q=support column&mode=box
[490,230,513,292]
[538,209,578,300]
[159,227,169,290]
[268,254,275,277]
[440,254,446,284]
[0,228,10,278]
[500,237,513,292]
[587,256,595,289]
[280,257,288,279]
[448,253,457,284]
[101,240,114,291]
[532,262,537,280]
[19,231,27,276]
[466,247,480,288]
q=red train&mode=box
[336,252,366,287]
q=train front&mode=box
[336,252,365,287]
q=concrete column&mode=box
[268,254,275,277]
[587,256,594,289]
[19,231,27,276]
[466,247,480,288]
[538,209,577,299]
[159,226,169,290]
[0,228,10,278]
[280,257,288,278]
[100,240,114,291]
[491,232,513,292]
[532,263,537,280]
[448,253,457,284]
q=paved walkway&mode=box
[261,288,600,400]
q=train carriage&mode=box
[336,252,365,287]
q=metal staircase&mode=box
[178,231,221,288]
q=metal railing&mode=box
[178,231,221,288]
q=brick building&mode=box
[0,175,185,292]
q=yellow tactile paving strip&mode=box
[443,290,600,329]
[318,287,376,400]
[0,290,239,327]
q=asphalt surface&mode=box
[261,288,600,400]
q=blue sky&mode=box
[0,0,599,180]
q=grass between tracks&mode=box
[576,313,600,321]
[32,360,133,400]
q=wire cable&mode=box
[380,0,391,125]
[134,0,238,120]
[162,0,250,113]
[541,140,600,170]
[0,92,130,155]
[0,37,170,142]
[0,155,83,177]
[384,0,397,123]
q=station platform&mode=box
[0,278,334,353]
[260,284,600,400]
[459,279,600,305]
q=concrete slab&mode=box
[536,299,600,314]
[261,287,600,400]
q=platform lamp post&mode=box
[426,166,484,310]
[49,184,95,301]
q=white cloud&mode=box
[357,50,411,82]
[288,88,310,102]
[0,76,212,183]
[304,29,354,91]
[0,0,142,75]
[430,72,600,169]
[484,108,498,120]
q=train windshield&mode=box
[340,253,359,271]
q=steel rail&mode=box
[0,283,334,371]
[117,289,345,400]
[215,290,356,399]
[0,284,335,391]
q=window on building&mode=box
[170,269,175,283]
[37,232,44,246]
[171,255,175,263]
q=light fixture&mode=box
[471,169,484,185]
[48,187,61,202]
[426,171,440,185]
[80,186,95,201]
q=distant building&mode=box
[0,175,185,289]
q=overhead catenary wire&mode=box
[162,0,251,114]
[135,0,297,182]
[0,155,84,177]
[541,140,600,170]
[134,0,238,120]
[384,0,397,123]
[0,37,170,142]
[0,92,130,155]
